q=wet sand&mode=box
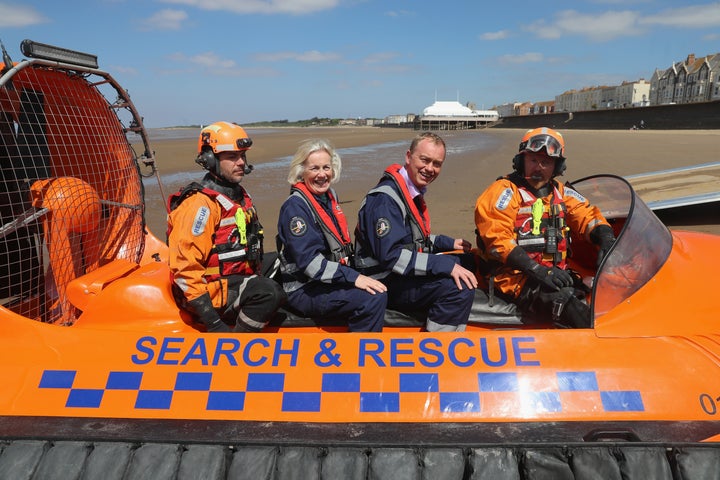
[140,127,720,243]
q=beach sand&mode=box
[139,127,720,243]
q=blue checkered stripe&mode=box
[38,370,644,413]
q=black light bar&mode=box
[20,39,98,69]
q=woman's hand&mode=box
[355,274,387,294]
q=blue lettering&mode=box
[418,338,443,367]
[480,337,508,367]
[214,338,240,366]
[273,338,299,367]
[243,338,269,367]
[390,338,414,367]
[513,337,539,366]
[157,337,183,365]
[132,336,156,364]
[359,339,385,367]
[181,338,208,366]
[448,338,475,367]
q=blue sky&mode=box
[2,1,719,128]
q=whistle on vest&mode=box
[531,198,543,235]
[234,209,249,245]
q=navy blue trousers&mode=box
[383,274,475,330]
[287,283,387,332]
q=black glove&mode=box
[186,293,230,333]
[590,224,616,268]
[528,263,574,290]
[507,246,573,290]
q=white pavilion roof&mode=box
[422,101,474,117]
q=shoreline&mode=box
[140,127,720,242]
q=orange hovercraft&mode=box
[1,40,720,479]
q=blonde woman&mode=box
[276,139,386,331]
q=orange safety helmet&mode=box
[513,127,567,176]
[195,121,253,172]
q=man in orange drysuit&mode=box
[167,122,285,333]
[474,127,615,328]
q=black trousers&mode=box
[222,275,286,332]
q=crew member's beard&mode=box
[201,172,244,201]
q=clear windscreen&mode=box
[571,175,673,319]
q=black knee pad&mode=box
[556,295,591,329]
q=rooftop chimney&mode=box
[687,53,696,65]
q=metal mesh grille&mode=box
[1,64,145,324]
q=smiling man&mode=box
[355,132,477,332]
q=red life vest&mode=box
[290,182,353,264]
[168,183,262,279]
[514,183,569,268]
[382,163,431,241]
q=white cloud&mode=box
[363,79,383,87]
[480,30,509,41]
[158,0,339,15]
[523,4,720,42]
[640,3,720,28]
[362,52,400,64]
[168,51,278,76]
[526,9,644,41]
[498,52,546,65]
[180,51,237,69]
[359,63,413,74]
[385,10,414,17]
[110,65,139,76]
[254,50,342,62]
[138,9,188,31]
[0,3,48,27]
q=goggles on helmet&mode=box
[236,137,253,149]
[521,134,564,158]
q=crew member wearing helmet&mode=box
[167,121,285,333]
[473,127,615,328]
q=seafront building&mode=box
[650,53,720,105]
[554,80,651,112]
[372,51,719,126]
[497,51,720,116]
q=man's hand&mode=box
[453,238,472,252]
[528,263,574,290]
[506,246,572,291]
[355,274,387,294]
[450,263,478,290]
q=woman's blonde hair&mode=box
[287,138,342,185]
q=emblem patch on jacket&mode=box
[495,188,514,211]
[191,206,210,236]
[564,186,586,203]
[290,216,307,236]
[375,218,391,238]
